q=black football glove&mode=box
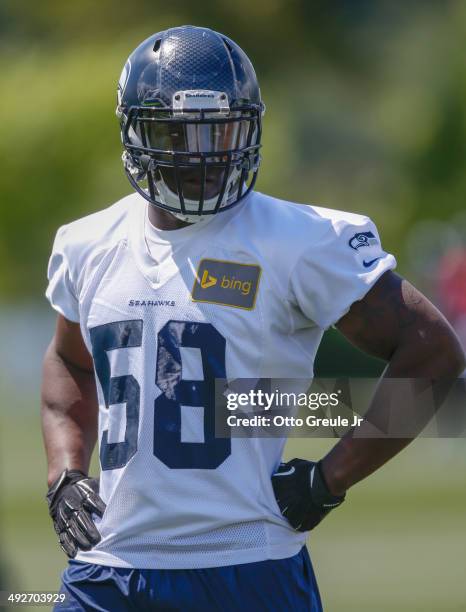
[46,469,106,558]
[272,458,345,532]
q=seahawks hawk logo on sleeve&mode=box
[348,231,378,251]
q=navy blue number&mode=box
[154,321,230,469]
[90,320,143,471]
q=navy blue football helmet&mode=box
[116,25,264,221]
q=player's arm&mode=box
[42,314,97,485]
[321,270,465,495]
[273,270,465,531]
[41,314,105,557]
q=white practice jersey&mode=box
[46,191,396,569]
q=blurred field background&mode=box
[1,1,465,610]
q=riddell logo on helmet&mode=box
[186,93,215,98]
[192,259,261,309]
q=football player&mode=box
[42,26,465,611]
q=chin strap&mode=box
[170,211,209,224]
[123,149,244,217]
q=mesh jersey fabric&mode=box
[45,191,396,569]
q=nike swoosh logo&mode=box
[362,257,382,268]
[274,466,295,477]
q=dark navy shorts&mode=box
[55,547,323,611]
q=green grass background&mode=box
[2,411,465,611]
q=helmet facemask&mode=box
[120,98,263,222]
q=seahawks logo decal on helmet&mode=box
[349,231,378,250]
[116,60,131,112]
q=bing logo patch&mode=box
[192,259,261,310]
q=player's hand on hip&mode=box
[272,458,345,532]
[46,469,106,558]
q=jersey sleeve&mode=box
[45,225,80,322]
[289,215,396,329]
